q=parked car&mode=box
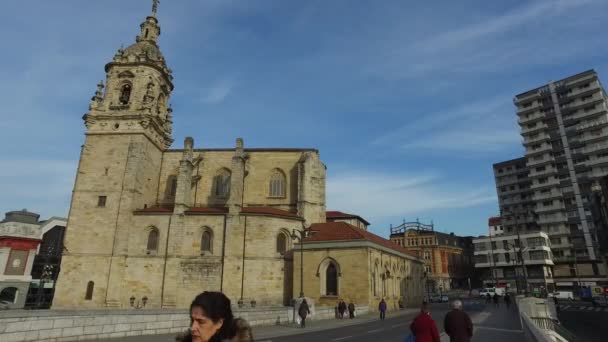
[440,295,449,303]
[549,291,574,300]
[429,294,442,303]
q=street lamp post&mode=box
[503,210,531,296]
[291,228,307,298]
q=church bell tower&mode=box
[83,0,174,149]
[53,1,176,309]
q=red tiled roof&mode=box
[186,207,228,215]
[325,211,370,225]
[304,222,420,259]
[241,206,303,220]
[488,216,501,226]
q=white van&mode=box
[479,287,505,298]
[549,291,574,300]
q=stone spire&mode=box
[136,0,161,44]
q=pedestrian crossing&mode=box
[559,304,608,312]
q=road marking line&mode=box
[367,328,384,333]
[392,323,407,328]
[562,305,570,309]
[332,336,353,341]
[595,308,602,311]
[578,306,586,310]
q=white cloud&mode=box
[372,97,521,153]
[199,78,235,104]
[415,0,598,53]
[327,170,496,222]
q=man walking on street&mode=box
[410,302,441,342]
[444,300,473,342]
[493,293,499,308]
[298,299,310,328]
[348,301,356,319]
[378,298,387,320]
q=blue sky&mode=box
[1,0,608,238]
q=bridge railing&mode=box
[516,296,575,342]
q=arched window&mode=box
[0,287,18,304]
[147,228,159,252]
[213,169,231,198]
[326,263,338,296]
[268,169,286,197]
[119,84,132,105]
[201,228,213,254]
[276,232,287,254]
[85,281,94,300]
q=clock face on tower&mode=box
[5,249,28,276]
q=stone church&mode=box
[53,2,424,310]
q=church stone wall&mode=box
[296,246,424,312]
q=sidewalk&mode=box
[460,303,524,342]
[255,308,418,340]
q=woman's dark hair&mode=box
[190,291,236,341]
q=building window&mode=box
[0,287,18,304]
[326,263,338,296]
[119,84,132,104]
[169,177,177,197]
[201,229,213,254]
[276,232,287,254]
[213,168,231,198]
[147,228,159,252]
[268,169,286,197]
[97,196,107,207]
[85,281,94,300]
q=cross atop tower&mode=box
[152,0,160,16]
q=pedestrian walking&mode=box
[504,293,511,309]
[378,298,387,320]
[175,291,253,342]
[298,299,311,328]
[409,302,441,342]
[338,299,347,319]
[348,301,356,319]
[444,300,473,342]
[493,293,499,308]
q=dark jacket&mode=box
[410,312,441,342]
[444,309,473,342]
[348,303,355,312]
[378,300,387,312]
[175,318,252,342]
[299,301,311,318]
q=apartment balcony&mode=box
[521,123,549,135]
[518,111,545,124]
[581,141,608,154]
[523,132,551,146]
[529,166,556,179]
[567,80,601,98]
[533,190,563,202]
[579,129,608,143]
[576,118,608,133]
[527,154,554,167]
[570,103,608,121]
[525,144,553,156]
[538,214,567,225]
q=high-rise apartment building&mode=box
[512,69,608,290]
[493,157,537,235]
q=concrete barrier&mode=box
[0,304,370,342]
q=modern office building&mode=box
[512,69,608,290]
[473,231,554,293]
